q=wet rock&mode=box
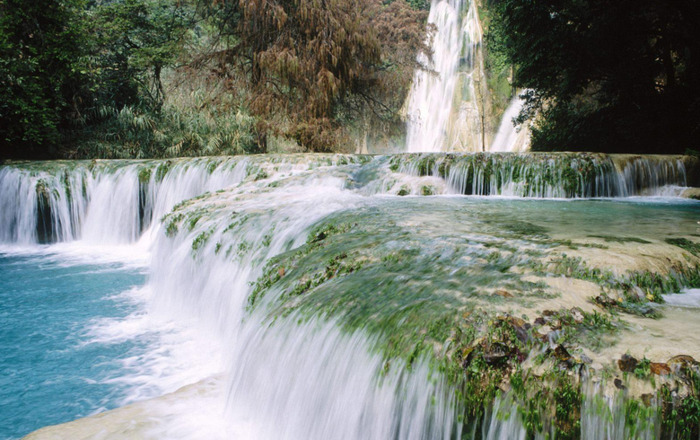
[641,393,654,406]
[534,317,546,326]
[507,316,527,328]
[461,347,476,368]
[580,354,593,364]
[494,289,513,298]
[542,310,557,317]
[650,362,671,376]
[667,355,698,371]
[595,295,618,308]
[553,345,571,362]
[570,307,584,324]
[507,317,530,344]
[618,354,638,373]
[614,378,626,390]
[483,343,510,366]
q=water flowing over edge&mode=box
[391,152,693,198]
[1,153,694,245]
[406,0,488,153]
[2,153,699,439]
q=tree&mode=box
[488,0,700,154]
[0,0,88,159]
[208,0,428,152]
[88,0,193,112]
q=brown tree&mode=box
[210,0,428,152]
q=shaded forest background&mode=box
[0,0,430,159]
[488,0,700,155]
[1,0,699,160]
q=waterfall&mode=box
[406,0,485,153]
[145,162,460,439]
[392,153,690,197]
[1,153,692,247]
[0,156,352,246]
[2,154,698,439]
[490,95,530,153]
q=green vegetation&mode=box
[488,0,700,154]
[667,238,700,257]
[589,235,651,244]
[0,0,429,160]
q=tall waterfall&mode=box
[406,0,485,153]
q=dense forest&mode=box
[1,0,699,159]
[0,0,429,159]
[488,0,700,154]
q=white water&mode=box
[395,153,690,198]
[406,0,485,152]
[664,288,700,308]
[1,157,461,439]
[1,155,695,439]
[144,165,460,438]
[490,95,530,153]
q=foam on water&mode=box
[2,154,699,439]
[663,288,700,308]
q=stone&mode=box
[667,355,697,371]
[618,354,638,373]
[553,345,571,362]
[570,307,585,324]
[579,354,593,364]
[614,378,626,390]
[507,317,530,344]
[483,343,510,366]
[494,289,513,298]
[595,295,618,308]
[650,362,671,376]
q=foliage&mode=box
[1,0,429,159]
[0,0,88,159]
[87,0,193,111]
[488,0,700,154]
[208,0,428,152]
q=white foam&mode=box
[664,288,700,308]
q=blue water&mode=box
[0,252,147,440]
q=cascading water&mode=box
[391,153,691,197]
[404,0,537,154]
[2,153,699,440]
[406,0,485,153]
[490,95,530,153]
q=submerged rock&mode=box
[667,354,698,370]
[650,362,671,376]
[618,354,639,373]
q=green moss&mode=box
[498,220,549,238]
[308,221,353,244]
[420,185,436,196]
[192,230,213,252]
[154,160,172,181]
[666,238,700,257]
[164,212,184,237]
[589,235,651,244]
[138,167,152,185]
[553,378,582,439]
[633,357,652,380]
[262,233,273,247]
